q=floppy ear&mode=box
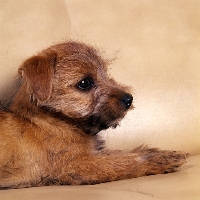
[19,50,57,104]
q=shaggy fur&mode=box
[0,42,187,189]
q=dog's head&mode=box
[19,42,133,134]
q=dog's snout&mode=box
[120,93,133,109]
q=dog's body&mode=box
[0,42,186,189]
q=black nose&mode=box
[120,93,133,109]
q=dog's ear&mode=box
[19,50,57,104]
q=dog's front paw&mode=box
[134,147,188,175]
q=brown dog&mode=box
[0,42,187,189]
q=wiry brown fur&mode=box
[0,41,187,189]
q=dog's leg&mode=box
[50,146,187,185]
[0,153,44,189]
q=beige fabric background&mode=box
[0,0,200,199]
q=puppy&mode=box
[0,42,187,189]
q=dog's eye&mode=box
[76,77,94,91]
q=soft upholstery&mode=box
[0,0,200,199]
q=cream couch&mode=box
[0,0,200,199]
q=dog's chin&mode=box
[81,122,118,135]
[41,107,122,135]
[76,115,121,135]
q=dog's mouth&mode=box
[75,115,121,135]
[41,107,119,135]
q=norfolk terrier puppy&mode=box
[0,42,187,189]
